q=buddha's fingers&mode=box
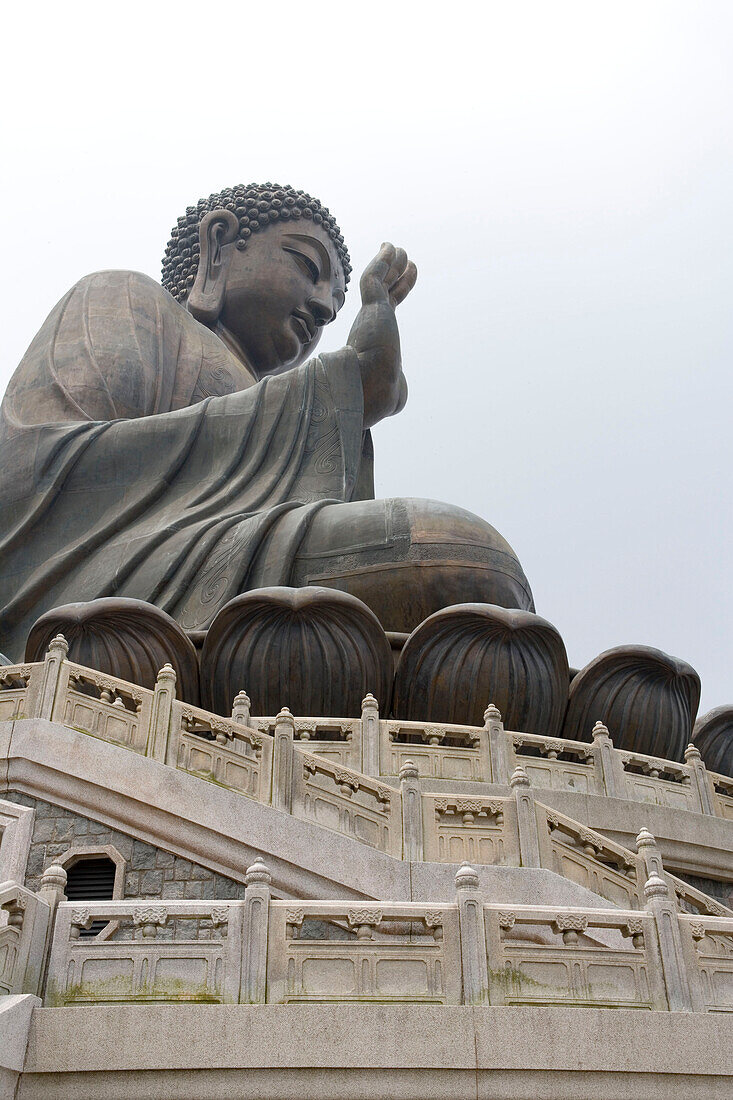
[390,261,418,307]
[360,242,397,303]
[385,247,408,288]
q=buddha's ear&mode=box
[187,209,240,324]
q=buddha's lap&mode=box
[287,497,534,632]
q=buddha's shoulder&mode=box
[68,269,175,304]
[61,269,197,332]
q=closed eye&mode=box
[284,246,320,283]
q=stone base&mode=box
[16,1003,733,1099]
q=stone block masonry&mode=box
[4,793,247,901]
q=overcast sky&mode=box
[1,1,730,713]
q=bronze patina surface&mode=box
[562,644,701,760]
[393,603,569,732]
[200,586,393,718]
[0,183,532,657]
[693,706,733,777]
[25,597,200,704]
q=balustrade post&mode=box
[360,693,380,776]
[38,863,67,911]
[241,857,271,1003]
[399,760,424,862]
[37,863,67,995]
[232,690,251,726]
[591,720,626,798]
[484,703,511,785]
[147,664,177,762]
[684,744,716,815]
[272,708,295,813]
[511,766,541,868]
[455,863,489,1004]
[636,827,665,880]
[644,873,693,1011]
[33,635,68,721]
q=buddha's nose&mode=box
[308,293,335,327]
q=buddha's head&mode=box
[162,184,351,377]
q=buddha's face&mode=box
[215,221,346,376]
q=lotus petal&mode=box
[392,603,569,733]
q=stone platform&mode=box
[1,647,733,1096]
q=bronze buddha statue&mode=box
[0,182,533,657]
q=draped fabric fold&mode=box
[0,271,366,656]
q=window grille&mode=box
[65,855,116,937]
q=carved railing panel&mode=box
[294,751,400,856]
[383,720,485,781]
[0,881,51,996]
[483,904,662,1009]
[618,750,697,811]
[60,663,152,754]
[0,665,32,721]
[667,872,733,918]
[509,731,597,794]
[176,702,271,802]
[252,715,361,770]
[542,807,643,910]
[680,915,733,1012]
[423,795,518,866]
[45,900,245,1006]
[267,900,461,1004]
[710,773,733,822]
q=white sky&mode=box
[1,1,731,712]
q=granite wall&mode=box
[4,792,247,901]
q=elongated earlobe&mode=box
[187,209,240,324]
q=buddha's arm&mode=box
[345,244,417,429]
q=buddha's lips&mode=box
[291,310,316,343]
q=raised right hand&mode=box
[347,243,417,428]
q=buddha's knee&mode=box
[292,497,534,632]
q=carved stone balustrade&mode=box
[250,714,363,771]
[0,880,52,997]
[483,902,666,1009]
[543,806,644,910]
[0,645,731,880]
[618,748,702,812]
[509,729,597,795]
[679,913,733,1013]
[295,750,400,856]
[383,718,488,781]
[267,900,462,1004]
[26,880,733,1012]
[175,698,270,802]
[710,771,733,822]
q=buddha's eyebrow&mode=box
[282,232,332,280]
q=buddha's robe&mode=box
[0,271,368,657]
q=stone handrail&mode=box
[1,642,726,818]
[710,770,733,797]
[509,729,594,761]
[0,878,53,996]
[30,861,733,1012]
[1,645,731,867]
[540,803,644,909]
[708,770,733,821]
[251,714,362,772]
[679,913,733,1012]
